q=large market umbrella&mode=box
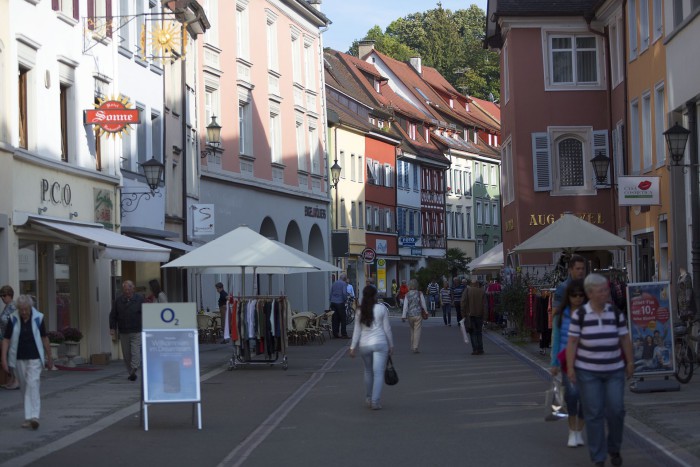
[467,242,503,272]
[161,226,320,273]
[511,213,632,254]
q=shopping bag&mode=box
[384,356,399,385]
[544,378,567,421]
[458,319,470,344]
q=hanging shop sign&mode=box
[399,236,417,246]
[361,247,376,264]
[192,204,215,237]
[618,176,660,206]
[84,96,141,137]
[375,239,388,254]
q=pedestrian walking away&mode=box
[426,278,440,317]
[462,279,486,355]
[0,285,20,390]
[349,285,394,410]
[330,274,349,338]
[1,295,52,430]
[439,281,453,326]
[109,280,145,381]
[550,279,586,448]
[452,278,465,323]
[566,274,635,467]
[402,279,427,353]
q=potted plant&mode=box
[60,327,83,367]
[47,331,64,360]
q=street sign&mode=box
[399,236,417,246]
[361,247,376,263]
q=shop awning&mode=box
[133,236,195,253]
[27,217,171,262]
[467,243,504,272]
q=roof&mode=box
[494,0,597,17]
[470,97,501,127]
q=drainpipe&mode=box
[181,23,189,300]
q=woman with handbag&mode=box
[549,279,586,448]
[349,285,394,410]
[401,279,427,353]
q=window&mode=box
[483,164,489,185]
[492,203,499,226]
[137,104,147,164]
[373,208,379,231]
[654,84,666,166]
[238,93,252,156]
[358,156,363,182]
[408,123,416,140]
[491,165,496,186]
[339,151,346,179]
[351,201,356,228]
[652,0,663,42]
[340,199,347,228]
[296,118,306,171]
[291,31,301,83]
[384,165,393,188]
[465,169,472,196]
[474,162,481,183]
[397,161,404,189]
[59,83,69,161]
[609,15,624,88]
[373,78,380,93]
[304,41,314,89]
[135,0,146,56]
[549,35,598,84]
[204,85,220,134]
[349,154,356,181]
[266,13,278,71]
[640,0,650,52]
[54,0,78,20]
[18,66,29,149]
[466,208,472,239]
[366,206,372,230]
[385,210,392,233]
[484,202,490,225]
[446,208,453,237]
[151,112,162,162]
[309,125,320,174]
[425,128,430,143]
[204,0,219,46]
[558,138,585,187]
[413,164,419,191]
[118,0,131,50]
[359,202,364,229]
[673,0,684,27]
[270,106,282,163]
[630,100,641,173]
[476,202,482,225]
[236,2,250,60]
[642,93,652,170]
[629,0,638,59]
[87,1,112,37]
[501,139,514,205]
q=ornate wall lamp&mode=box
[200,116,222,158]
[120,157,165,218]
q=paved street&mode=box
[0,316,698,467]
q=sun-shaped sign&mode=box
[83,95,140,139]
[141,21,187,63]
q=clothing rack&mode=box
[224,295,289,370]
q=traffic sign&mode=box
[361,247,376,263]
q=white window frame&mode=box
[350,153,356,181]
[204,0,219,46]
[629,0,638,60]
[483,163,489,185]
[358,155,364,183]
[236,1,250,61]
[309,123,320,174]
[630,99,641,174]
[642,92,653,171]
[270,103,282,164]
[492,203,499,226]
[266,11,278,72]
[609,14,625,88]
[409,123,416,140]
[351,201,356,228]
[296,115,306,171]
[304,38,314,90]
[640,0,650,52]
[238,87,252,156]
[291,28,302,84]
[476,202,483,225]
[652,0,663,42]
[359,202,364,229]
[542,31,604,90]
[654,83,666,167]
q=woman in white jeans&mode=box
[349,286,394,410]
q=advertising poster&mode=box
[627,282,675,376]
[143,329,200,403]
[377,258,386,294]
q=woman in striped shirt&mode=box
[565,274,634,467]
[439,281,453,326]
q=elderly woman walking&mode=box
[402,279,427,353]
[1,295,52,430]
[566,274,634,467]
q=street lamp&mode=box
[200,115,223,158]
[665,120,700,316]
[120,157,165,217]
[330,158,342,229]
[591,150,611,185]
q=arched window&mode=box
[558,138,584,187]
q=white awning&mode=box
[27,218,171,262]
[133,236,195,253]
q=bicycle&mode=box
[673,316,698,384]
[345,297,356,325]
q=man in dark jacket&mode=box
[109,280,145,381]
[462,280,486,355]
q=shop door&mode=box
[635,233,655,282]
[55,244,80,330]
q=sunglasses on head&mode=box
[570,292,585,298]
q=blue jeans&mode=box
[576,368,626,463]
[442,304,452,324]
[562,373,583,419]
[359,342,389,405]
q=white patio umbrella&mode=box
[511,213,632,254]
[467,242,504,272]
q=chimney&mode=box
[409,57,422,74]
[358,40,376,59]
[307,0,322,11]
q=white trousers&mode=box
[15,359,43,421]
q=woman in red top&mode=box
[397,280,409,307]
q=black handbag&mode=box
[384,356,399,385]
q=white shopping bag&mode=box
[459,319,470,344]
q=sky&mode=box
[321,0,489,53]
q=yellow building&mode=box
[626,0,671,282]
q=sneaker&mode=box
[575,431,585,446]
[567,431,577,448]
[371,403,382,410]
[30,419,39,430]
[609,452,622,466]
[21,420,32,429]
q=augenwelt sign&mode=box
[84,97,140,135]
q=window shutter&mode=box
[531,132,552,191]
[52,0,59,10]
[593,129,610,188]
[78,0,84,22]
[106,0,113,38]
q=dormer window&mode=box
[408,123,416,140]
[373,78,380,93]
[378,120,384,129]
[425,128,430,143]
[488,134,493,146]
[465,102,470,112]
[494,134,499,146]
[449,98,454,109]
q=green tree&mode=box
[347,25,417,62]
[446,247,470,279]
